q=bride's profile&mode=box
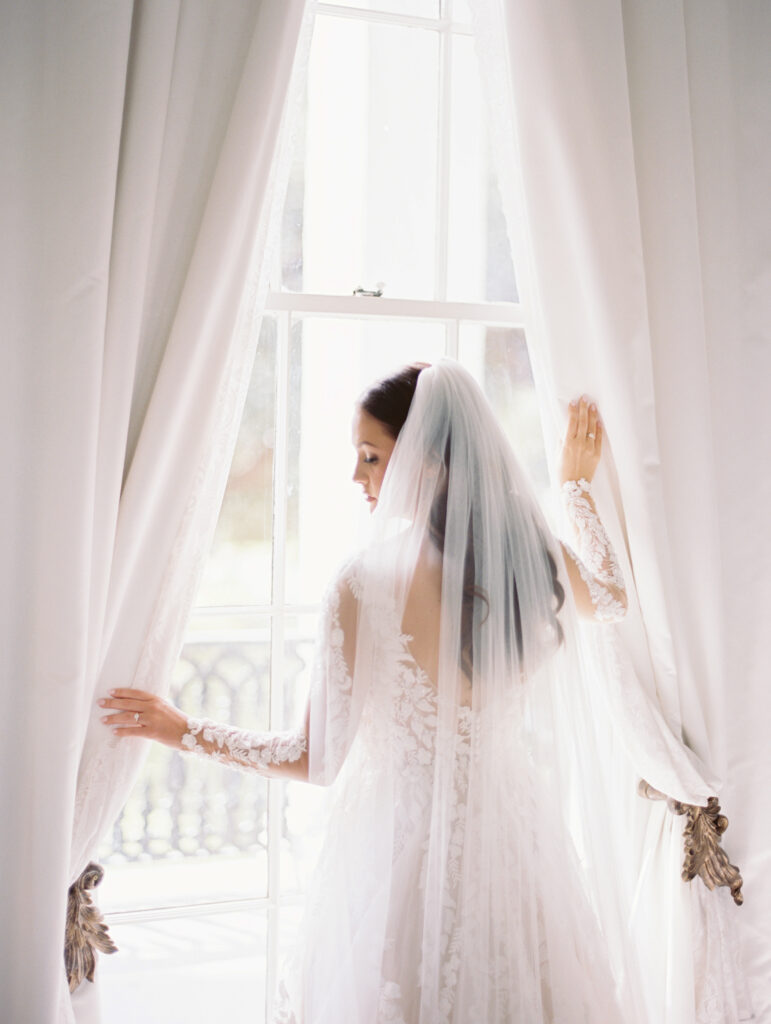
[99,358,631,1022]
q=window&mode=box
[98,3,547,1020]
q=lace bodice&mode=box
[560,477,627,622]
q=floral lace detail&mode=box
[180,718,306,775]
[383,628,474,1024]
[390,643,473,848]
[561,478,627,622]
[378,980,408,1024]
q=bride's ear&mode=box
[421,450,444,484]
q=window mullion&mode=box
[446,318,459,359]
[434,19,452,302]
[266,310,291,1021]
[269,312,291,727]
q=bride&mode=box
[99,359,631,1022]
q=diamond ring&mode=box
[134,712,140,723]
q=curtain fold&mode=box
[0,1,312,1021]
[469,0,767,1020]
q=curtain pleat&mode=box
[0,1,312,1021]
[469,0,766,1020]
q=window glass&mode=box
[280,614,327,895]
[99,623,272,911]
[284,317,446,604]
[281,16,439,299]
[451,0,473,22]
[459,324,547,492]
[100,909,268,1024]
[447,34,517,302]
[195,316,277,608]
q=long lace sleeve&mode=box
[560,477,628,623]
[178,560,361,784]
[180,718,308,777]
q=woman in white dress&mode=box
[100,359,633,1023]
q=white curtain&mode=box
[470,0,770,1021]
[0,1,312,1021]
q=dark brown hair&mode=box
[359,362,429,439]
[358,364,564,678]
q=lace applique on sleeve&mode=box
[561,478,627,623]
[180,718,307,776]
[180,559,361,784]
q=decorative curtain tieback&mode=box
[639,781,744,905]
[65,862,118,992]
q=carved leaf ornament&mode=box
[639,781,744,906]
[65,862,118,992]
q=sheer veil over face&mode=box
[289,359,643,1022]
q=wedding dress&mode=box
[181,361,637,1023]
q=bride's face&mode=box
[351,406,396,511]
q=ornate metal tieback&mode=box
[639,780,744,906]
[65,862,118,991]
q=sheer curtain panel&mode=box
[0,1,311,1021]
[470,0,770,1021]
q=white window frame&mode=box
[103,2,536,1019]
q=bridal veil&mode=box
[276,359,644,1022]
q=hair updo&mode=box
[358,363,429,439]
[358,361,564,676]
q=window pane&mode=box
[285,317,446,604]
[450,0,473,22]
[274,902,305,1019]
[99,624,271,911]
[100,909,268,1024]
[458,325,547,492]
[196,316,276,608]
[282,16,439,299]
[281,614,327,895]
[278,902,305,963]
[448,35,517,303]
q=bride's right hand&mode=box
[559,396,602,486]
[98,688,190,749]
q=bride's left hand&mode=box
[559,395,603,486]
[98,688,189,749]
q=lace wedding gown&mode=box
[180,480,629,1023]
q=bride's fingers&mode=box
[577,397,589,439]
[98,689,156,711]
[99,696,148,711]
[102,711,145,726]
[568,399,579,438]
[587,403,598,441]
[111,725,148,738]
